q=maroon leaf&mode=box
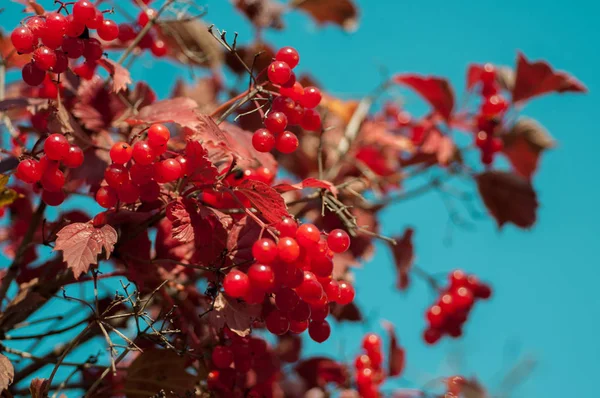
[227,216,262,263]
[274,177,338,196]
[389,228,414,290]
[97,59,131,93]
[502,118,555,180]
[394,74,455,121]
[166,200,194,243]
[382,321,405,378]
[236,179,289,224]
[466,64,484,90]
[330,301,362,322]
[290,0,359,31]
[476,171,538,229]
[54,222,118,279]
[29,378,49,398]
[234,0,285,30]
[207,292,262,337]
[184,140,219,184]
[0,354,14,392]
[512,52,587,103]
[295,357,349,389]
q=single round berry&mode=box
[276,217,298,237]
[137,9,157,27]
[275,131,299,154]
[289,319,309,334]
[41,168,65,192]
[474,282,492,299]
[154,159,182,183]
[22,63,46,87]
[300,86,322,109]
[33,46,57,71]
[272,96,295,114]
[42,190,66,206]
[151,39,168,57]
[104,164,129,188]
[362,333,382,354]
[212,346,234,369]
[96,186,117,208]
[44,134,70,161]
[242,286,265,304]
[296,223,320,248]
[481,94,508,116]
[308,320,330,343]
[268,61,292,85]
[63,145,84,168]
[327,229,350,253]
[254,166,275,185]
[16,159,41,183]
[265,310,289,335]
[110,142,133,164]
[423,327,442,345]
[65,14,86,38]
[287,103,305,126]
[439,293,457,314]
[310,252,333,278]
[264,112,288,134]
[355,354,372,370]
[84,38,103,61]
[11,26,35,53]
[356,367,374,388]
[252,129,276,153]
[252,238,278,264]
[247,264,275,292]
[296,271,323,302]
[426,305,445,328]
[337,281,355,305]
[480,63,496,85]
[118,24,137,42]
[45,12,68,37]
[280,81,304,102]
[277,237,300,263]
[132,140,156,165]
[117,181,140,204]
[454,287,474,309]
[86,8,104,30]
[52,51,68,74]
[275,287,300,312]
[449,269,468,287]
[275,47,300,69]
[62,37,85,59]
[130,163,154,185]
[25,16,46,41]
[98,20,120,41]
[323,280,340,302]
[223,270,250,298]
[73,62,97,80]
[309,301,329,321]
[301,109,322,132]
[73,1,97,24]
[289,299,311,322]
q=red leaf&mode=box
[476,171,538,229]
[466,64,484,90]
[290,0,359,31]
[0,354,14,392]
[54,223,118,279]
[389,228,414,290]
[236,179,289,224]
[330,302,362,322]
[295,357,349,389]
[382,321,405,378]
[166,200,194,243]
[227,216,262,263]
[97,59,131,93]
[394,74,455,121]
[207,292,262,337]
[234,0,285,30]
[274,177,338,196]
[502,118,555,180]
[512,52,587,103]
[184,141,219,184]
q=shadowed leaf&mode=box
[502,117,555,179]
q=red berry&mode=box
[44,134,70,160]
[279,81,304,102]
[87,8,104,30]
[311,253,333,278]
[480,63,496,85]
[154,159,182,183]
[65,15,86,38]
[175,156,188,177]
[301,109,322,132]
[242,286,265,304]
[247,264,275,292]
[268,61,292,85]
[337,281,355,305]
[254,166,275,185]
[118,24,137,42]
[73,1,97,24]
[289,319,308,334]
[275,47,300,69]
[356,367,374,388]
[129,163,154,185]
[308,320,330,343]
[22,63,46,86]
[62,37,85,59]
[327,229,350,253]
[323,279,340,302]
[481,94,508,116]
[275,131,298,154]
[151,39,168,57]
[423,327,442,345]
[474,282,492,299]
[439,293,457,314]
[104,163,129,188]
[137,9,156,27]
[52,51,68,74]
[212,346,233,369]
[223,270,250,298]
[96,186,118,208]
[84,38,103,61]
[264,112,288,134]
[426,305,445,328]
[265,310,289,335]
[275,287,299,312]
[41,168,65,192]
[16,159,42,183]
[454,287,474,309]
[449,269,468,287]
[362,333,382,354]
[300,86,322,109]
[309,300,329,321]
[11,26,35,53]
[73,61,97,80]
[277,237,300,263]
[252,129,276,153]
[25,16,46,41]
[42,190,66,206]
[272,96,295,113]
[295,223,320,248]
[63,145,84,168]
[276,217,298,237]
[98,20,119,41]
[45,12,68,37]
[132,140,156,165]
[252,238,278,264]
[110,142,133,164]
[139,181,160,202]
[289,299,311,322]
[117,181,140,204]
[33,46,57,71]
[296,271,323,302]
[92,212,107,227]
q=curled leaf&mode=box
[502,117,555,179]
[291,0,359,31]
[236,179,289,224]
[274,177,338,196]
[394,74,455,121]
[381,320,405,377]
[234,0,285,30]
[207,292,262,337]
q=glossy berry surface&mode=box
[252,129,276,153]
[223,270,250,298]
[327,229,350,253]
[16,159,41,183]
[33,47,57,71]
[73,1,97,23]
[147,124,170,148]
[132,141,155,165]
[268,61,292,85]
[300,86,322,109]
[265,310,290,335]
[154,159,182,183]
[275,131,299,154]
[211,346,233,369]
[301,109,322,132]
[63,146,84,168]
[110,142,133,164]
[11,27,35,53]
[22,63,46,86]
[276,217,298,237]
[247,264,275,291]
[252,239,278,264]
[308,320,331,343]
[275,47,300,69]
[277,237,300,263]
[337,281,355,305]
[98,20,120,41]
[264,112,288,134]
[44,134,70,161]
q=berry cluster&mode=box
[11,0,120,86]
[473,64,508,165]
[423,270,492,345]
[354,333,386,398]
[96,123,178,208]
[222,219,355,342]
[15,134,84,206]
[114,5,168,58]
[251,46,323,154]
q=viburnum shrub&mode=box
[0,0,586,396]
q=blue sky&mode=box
[2,0,599,396]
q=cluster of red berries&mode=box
[473,64,508,165]
[222,219,355,342]
[251,46,323,154]
[114,5,168,58]
[15,134,84,206]
[423,270,492,345]
[96,123,181,208]
[354,333,386,398]
[11,0,120,86]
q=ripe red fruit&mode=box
[41,168,65,192]
[480,63,496,85]
[110,142,133,164]
[355,354,372,370]
[275,131,299,154]
[289,319,309,334]
[65,15,86,38]
[139,181,161,202]
[132,140,156,165]
[301,109,322,132]
[295,223,321,248]
[277,237,300,263]
[62,37,85,59]
[73,61,97,80]
[362,333,382,354]
[276,217,298,237]
[25,16,46,41]
[254,166,275,185]
[279,81,304,102]
[275,47,300,69]
[223,270,250,298]
[247,264,275,291]
[22,63,46,86]
[439,293,456,314]
[265,310,290,335]
[289,299,311,322]
[423,327,442,345]
[87,8,104,30]
[337,281,355,305]
[154,159,182,183]
[45,12,68,37]
[44,134,70,160]
[275,287,300,312]
[296,271,323,302]
[147,124,170,147]
[63,146,84,168]
[42,190,66,206]
[252,129,276,153]
[310,252,333,278]
[118,24,137,42]
[475,282,492,299]
[327,229,350,253]
[73,1,97,24]
[252,239,278,264]
[52,51,68,74]
[211,346,234,369]
[117,182,140,204]
[308,320,331,343]
[481,94,508,116]
[33,46,57,71]
[84,38,103,61]
[300,86,322,109]
[268,61,292,85]
[98,20,120,41]
[264,112,288,134]
[16,159,42,183]
[104,163,129,188]
[151,39,168,57]
[323,280,340,302]
[11,26,35,53]
[129,163,154,186]
[426,305,445,328]
[356,367,374,388]
[272,96,295,113]
[137,9,157,27]
[309,301,329,321]
[454,287,474,309]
